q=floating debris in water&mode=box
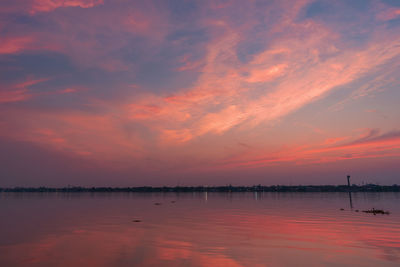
[132,219,141,222]
[362,208,390,215]
[154,202,162,205]
[171,201,176,203]
[355,210,359,212]
[340,208,344,211]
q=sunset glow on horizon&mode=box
[1,0,399,186]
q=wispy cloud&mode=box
[30,0,104,14]
[0,0,399,183]
[216,129,400,169]
[0,77,49,103]
[127,7,400,143]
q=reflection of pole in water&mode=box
[254,191,258,201]
[347,175,353,209]
[348,191,353,210]
[204,191,208,202]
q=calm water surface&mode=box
[0,192,399,266]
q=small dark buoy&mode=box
[132,219,141,222]
[340,208,344,211]
[154,202,161,205]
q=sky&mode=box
[0,0,399,187]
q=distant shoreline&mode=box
[1,184,399,193]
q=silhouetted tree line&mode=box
[0,184,399,193]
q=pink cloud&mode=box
[376,7,400,21]
[0,89,31,103]
[215,130,400,170]
[323,137,348,145]
[245,64,288,83]
[0,36,33,54]
[59,88,77,94]
[0,1,168,72]
[160,129,193,144]
[0,107,147,168]
[176,54,204,72]
[0,77,49,103]
[1,0,399,177]
[30,0,104,14]
[127,14,400,145]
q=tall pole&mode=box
[347,175,351,187]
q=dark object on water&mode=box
[154,202,162,205]
[340,208,344,211]
[132,219,141,222]
[362,208,390,215]
[355,210,359,212]
[171,201,176,203]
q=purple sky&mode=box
[1,0,400,186]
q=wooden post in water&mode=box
[347,175,353,209]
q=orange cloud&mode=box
[245,64,287,83]
[161,129,193,144]
[30,0,104,14]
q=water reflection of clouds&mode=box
[1,215,399,266]
[0,193,399,266]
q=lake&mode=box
[0,192,399,266]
